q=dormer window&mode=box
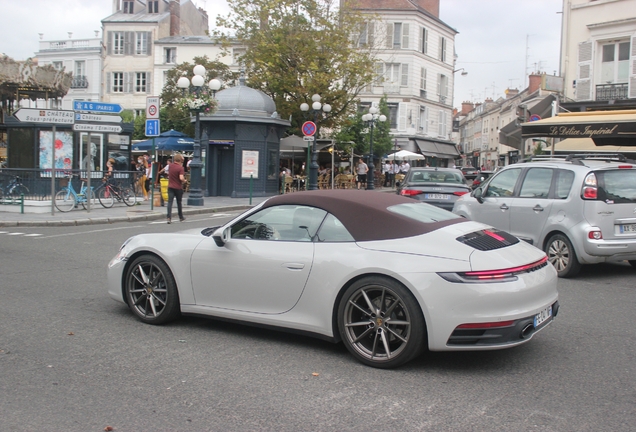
[123,1,134,14]
[148,1,159,13]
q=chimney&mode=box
[413,0,440,18]
[528,73,542,94]
[461,101,474,115]
[505,88,519,99]
[170,0,180,36]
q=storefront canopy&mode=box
[131,129,194,152]
[543,138,634,153]
[521,109,636,146]
[412,139,460,159]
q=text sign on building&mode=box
[75,113,123,123]
[145,119,160,137]
[14,108,75,124]
[146,96,160,119]
[73,101,123,114]
[73,123,123,133]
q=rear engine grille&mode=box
[456,229,519,251]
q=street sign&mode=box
[73,123,122,133]
[145,119,160,137]
[75,113,123,123]
[303,136,314,141]
[146,96,160,119]
[529,114,541,122]
[73,101,123,114]
[14,108,75,124]
[302,121,316,136]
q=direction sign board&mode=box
[146,96,160,119]
[73,123,122,133]
[73,101,123,114]
[302,121,316,136]
[145,119,160,137]
[75,113,123,123]
[14,108,75,124]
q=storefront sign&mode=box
[241,150,259,179]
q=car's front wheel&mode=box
[546,234,581,278]
[125,255,180,324]
[337,276,426,368]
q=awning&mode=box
[498,94,558,149]
[413,139,460,159]
[521,109,636,146]
[544,137,635,153]
[280,135,332,151]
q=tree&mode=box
[215,0,378,136]
[334,95,392,158]
[159,56,235,137]
[121,110,146,140]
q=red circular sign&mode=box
[302,121,316,136]
[148,105,157,116]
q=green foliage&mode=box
[159,56,235,137]
[121,110,146,140]
[334,95,392,158]
[215,0,378,136]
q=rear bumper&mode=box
[579,236,636,263]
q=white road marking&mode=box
[24,233,43,237]
[36,225,146,239]
[7,232,24,236]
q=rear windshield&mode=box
[598,170,636,203]
[410,171,464,184]
[388,202,462,223]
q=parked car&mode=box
[471,171,495,190]
[396,168,471,211]
[453,154,636,278]
[108,190,558,369]
[460,166,480,180]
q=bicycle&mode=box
[95,177,137,208]
[0,175,29,199]
[54,175,95,212]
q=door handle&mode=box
[499,204,509,211]
[283,263,305,271]
[533,205,544,212]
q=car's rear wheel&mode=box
[125,255,180,324]
[546,234,581,278]
[337,276,426,368]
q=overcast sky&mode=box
[1,0,562,107]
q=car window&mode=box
[598,170,636,203]
[484,168,521,197]
[315,213,355,242]
[555,169,575,199]
[231,205,327,241]
[519,168,553,198]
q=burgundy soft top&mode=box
[262,190,465,241]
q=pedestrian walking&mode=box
[166,153,186,224]
[356,158,368,190]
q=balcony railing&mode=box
[71,76,89,89]
[596,83,628,101]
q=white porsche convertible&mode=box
[108,190,559,368]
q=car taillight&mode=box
[400,189,423,196]
[453,191,469,196]
[582,173,598,200]
[618,165,633,169]
[588,230,602,240]
[437,257,548,283]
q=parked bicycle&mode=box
[0,175,29,199]
[94,177,137,208]
[54,175,95,212]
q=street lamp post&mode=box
[362,107,387,190]
[300,94,331,191]
[177,65,221,206]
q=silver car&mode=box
[453,154,636,277]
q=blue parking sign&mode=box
[145,119,160,137]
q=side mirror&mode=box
[212,226,231,247]
[473,187,484,204]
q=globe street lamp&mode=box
[177,65,221,206]
[361,107,386,190]
[300,94,331,191]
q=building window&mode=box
[386,23,409,49]
[601,41,629,84]
[419,107,427,133]
[358,22,374,47]
[123,0,134,14]
[113,32,124,55]
[438,74,448,103]
[52,61,63,70]
[164,47,176,64]
[135,72,147,93]
[135,32,148,55]
[74,61,85,78]
[72,61,87,88]
[439,36,447,62]
[112,72,124,93]
[420,27,427,54]
[387,103,398,129]
[420,67,427,98]
[232,48,246,66]
[148,0,159,13]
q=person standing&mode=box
[356,158,368,190]
[166,153,186,224]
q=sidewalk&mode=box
[0,194,270,227]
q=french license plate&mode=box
[534,305,552,328]
[425,194,450,200]
[620,224,636,233]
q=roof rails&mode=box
[520,153,634,165]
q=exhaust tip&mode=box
[520,323,535,339]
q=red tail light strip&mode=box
[463,256,548,278]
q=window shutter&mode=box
[124,32,134,56]
[401,63,409,86]
[576,41,593,101]
[146,32,153,56]
[422,28,427,54]
[402,23,409,49]
[146,71,152,94]
[443,75,448,98]
[107,32,112,55]
[629,33,636,99]
[437,73,442,97]
[398,102,407,131]
[386,23,393,49]
[106,72,111,93]
[125,72,133,93]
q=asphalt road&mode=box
[1,214,635,431]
